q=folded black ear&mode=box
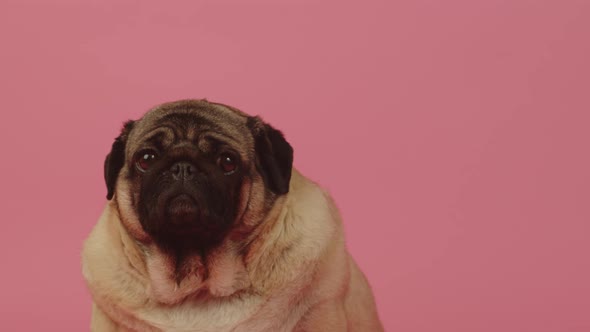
[104,120,135,200]
[247,116,294,195]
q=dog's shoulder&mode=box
[245,169,346,291]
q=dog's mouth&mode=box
[139,183,235,253]
[155,192,228,248]
[166,194,200,228]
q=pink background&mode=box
[1,1,589,331]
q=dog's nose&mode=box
[170,162,195,180]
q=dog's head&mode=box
[104,100,293,255]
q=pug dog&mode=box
[82,99,383,331]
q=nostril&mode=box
[171,164,181,175]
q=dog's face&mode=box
[104,100,293,255]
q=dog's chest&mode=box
[129,292,307,332]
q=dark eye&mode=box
[218,152,239,174]
[135,150,158,172]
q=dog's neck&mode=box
[115,195,289,305]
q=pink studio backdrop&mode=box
[1,1,589,331]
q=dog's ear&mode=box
[247,116,294,195]
[104,120,135,200]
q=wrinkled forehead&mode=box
[127,100,253,155]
